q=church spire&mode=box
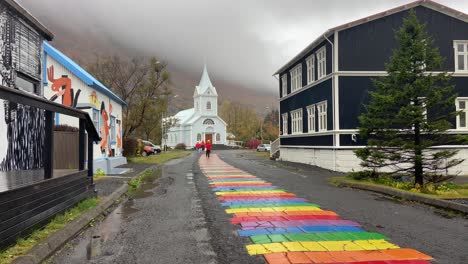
[198,64,213,89]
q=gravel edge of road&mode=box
[333,178,468,214]
[12,166,157,264]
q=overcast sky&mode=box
[19,0,468,93]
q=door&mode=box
[205,133,213,143]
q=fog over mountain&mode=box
[17,0,468,111]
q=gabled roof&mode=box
[5,0,53,40]
[174,108,196,124]
[274,0,468,75]
[195,64,217,95]
[43,42,127,106]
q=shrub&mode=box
[123,137,138,157]
[136,139,143,156]
[347,170,377,180]
[246,138,261,149]
[175,143,186,150]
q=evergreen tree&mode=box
[355,10,466,186]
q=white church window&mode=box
[216,133,221,142]
[207,101,212,110]
[197,133,202,141]
[203,119,215,125]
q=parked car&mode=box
[257,144,271,152]
[142,140,155,156]
[152,144,162,153]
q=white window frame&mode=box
[306,55,315,84]
[316,47,326,79]
[456,98,468,129]
[281,74,287,97]
[306,104,316,132]
[317,101,327,132]
[290,108,303,134]
[290,64,302,92]
[454,41,468,73]
[281,113,288,135]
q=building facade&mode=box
[43,42,127,174]
[275,0,468,173]
[165,65,227,148]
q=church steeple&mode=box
[194,64,218,116]
[198,64,214,92]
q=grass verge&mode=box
[0,197,100,264]
[127,150,190,164]
[330,176,468,199]
[251,151,270,158]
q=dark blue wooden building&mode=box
[274,0,468,172]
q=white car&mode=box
[257,144,271,152]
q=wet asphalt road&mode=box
[50,150,468,264]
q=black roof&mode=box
[5,0,53,40]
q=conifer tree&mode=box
[355,10,466,186]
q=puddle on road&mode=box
[130,168,162,199]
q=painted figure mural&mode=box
[100,101,111,157]
[47,65,81,107]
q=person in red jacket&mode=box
[205,140,212,158]
[195,141,201,153]
[201,140,205,152]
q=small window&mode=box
[290,108,303,134]
[306,56,315,84]
[110,116,116,143]
[456,98,468,129]
[281,74,287,97]
[197,133,202,141]
[16,74,38,94]
[317,101,327,131]
[290,64,302,92]
[454,41,468,72]
[307,104,315,132]
[92,109,100,131]
[207,101,212,110]
[281,113,288,135]
[216,133,221,142]
[203,119,215,125]
[316,47,326,79]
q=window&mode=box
[16,19,41,79]
[306,105,315,132]
[55,112,60,126]
[456,98,468,129]
[16,74,38,94]
[281,113,288,135]
[290,108,303,134]
[306,56,315,84]
[203,119,215,125]
[316,47,326,79]
[197,133,202,141]
[290,64,302,92]
[207,101,212,110]
[110,116,116,143]
[92,109,100,131]
[317,101,327,131]
[281,74,287,97]
[216,133,221,142]
[454,41,468,72]
[196,102,199,111]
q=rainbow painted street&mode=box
[199,154,433,264]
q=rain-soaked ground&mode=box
[49,153,218,264]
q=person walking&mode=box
[205,140,212,158]
[201,140,205,152]
[195,141,201,153]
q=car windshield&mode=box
[264,144,270,147]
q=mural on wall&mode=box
[100,101,112,157]
[0,4,45,173]
[89,91,99,108]
[47,65,80,107]
[0,99,45,171]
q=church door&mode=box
[205,133,213,143]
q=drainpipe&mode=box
[323,34,337,171]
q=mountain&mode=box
[27,6,277,115]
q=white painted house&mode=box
[43,42,127,174]
[165,65,227,148]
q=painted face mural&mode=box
[47,65,81,107]
[100,101,111,157]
